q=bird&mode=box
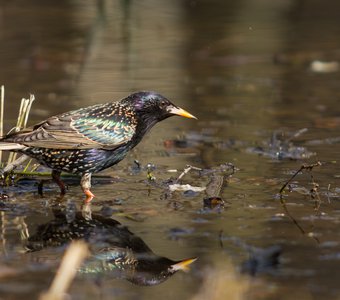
[26,208,197,286]
[0,91,197,200]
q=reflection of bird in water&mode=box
[0,92,196,201]
[26,207,196,286]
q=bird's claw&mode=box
[84,189,95,203]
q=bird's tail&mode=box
[0,142,26,150]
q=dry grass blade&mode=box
[40,241,89,300]
[8,94,35,165]
[0,85,4,164]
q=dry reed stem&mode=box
[191,261,250,300]
[40,241,89,300]
[7,94,35,164]
[0,85,4,163]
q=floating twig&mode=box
[285,128,308,143]
[203,175,226,209]
[279,161,322,194]
[279,161,322,244]
[175,165,202,184]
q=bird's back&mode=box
[2,100,138,150]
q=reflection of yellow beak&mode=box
[170,257,198,272]
[167,106,197,119]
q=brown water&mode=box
[1,1,340,299]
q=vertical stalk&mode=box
[0,85,4,164]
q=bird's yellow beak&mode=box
[167,106,197,119]
[170,257,198,272]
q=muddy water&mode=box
[1,1,340,299]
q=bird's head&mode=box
[127,256,197,286]
[124,91,197,124]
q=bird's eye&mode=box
[159,101,167,109]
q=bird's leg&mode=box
[37,180,45,196]
[81,173,94,201]
[51,170,66,195]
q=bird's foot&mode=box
[51,170,67,195]
[84,189,95,203]
[38,180,46,197]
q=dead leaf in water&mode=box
[315,117,340,128]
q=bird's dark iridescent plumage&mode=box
[0,91,196,199]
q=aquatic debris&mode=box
[172,164,202,184]
[247,128,315,160]
[169,184,206,193]
[310,60,339,73]
[314,117,340,129]
[279,161,322,244]
[128,159,142,175]
[205,174,225,197]
[202,164,235,209]
[146,163,156,181]
[203,174,228,209]
[163,163,236,211]
[166,165,206,195]
[0,193,8,200]
[166,163,237,198]
[279,161,322,196]
[203,196,224,209]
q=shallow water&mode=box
[1,1,340,299]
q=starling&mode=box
[0,91,196,199]
[27,209,197,286]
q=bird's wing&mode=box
[3,103,137,150]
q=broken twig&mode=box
[279,161,322,194]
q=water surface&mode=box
[1,1,340,299]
